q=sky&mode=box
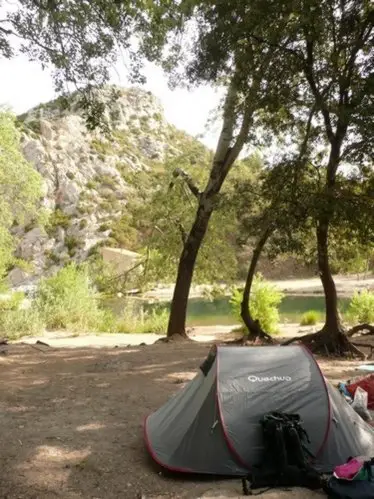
[0,53,223,149]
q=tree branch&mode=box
[212,78,239,166]
[171,168,200,198]
[0,25,13,35]
[247,32,304,61]
[303,38,335,144]
[225,100,254,170]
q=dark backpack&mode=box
[242,411,323,495]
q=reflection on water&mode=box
[106,294,351,327]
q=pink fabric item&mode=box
[333,457,365,480]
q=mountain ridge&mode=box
[8,85,208,289]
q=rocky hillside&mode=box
[9,86,204,289]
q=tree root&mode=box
[155,332,192,344]
[346,323,374,337]
[223,331,278,346]
[282,328,366,358]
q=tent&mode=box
[144,345,374,475]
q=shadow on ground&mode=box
[0,339,363,499]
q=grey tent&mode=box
[144,345,374,475]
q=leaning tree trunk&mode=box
[166,204,213,337]
[166,77,255,338]
[241,227,273,342]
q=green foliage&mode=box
[91,138,113,155]
[134,146,240,285]
[95,173,116,188]
[45,250,61,265]
[0,111,42,279]
[86,180,97,190]
[0,227,14,282]
[98,223,111,232]
[0,261,168,338]
[110,214,139,250]
[46,209,71,235]
[65,236,83,256]
[347,290,374,325]
[229,274,285,334]
[34,264,105,332]
[112,301,168,334]
[300,310,320,326]
[0,308,44,340]
[0,291,25,312]
[79,219,88,230]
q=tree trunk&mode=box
[317,221,343,335]
[241,227,273,340]
[166,204,213,337]
[165,77,255,338]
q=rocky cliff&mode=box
[9,86,202,289]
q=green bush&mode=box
[79,219,88,230]
[46,209,71,235]
[0,308,44,340]
[98,223,111,232]
[300,310,320,326]
[347,290,374,324]
[34,263,105,332]
[0,291,25,312]
[229,274,285,334]
[95,174,116,189]
[90,138,113,155]
[115,302,168,334]
[86,180,97,190]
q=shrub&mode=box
[65,236,83,257]
[0,291,25,312]
[229,274,285,334]
[115,302,168,334]
[90,138,113,155]
[347,290,374,324]
[0,308,44,340]
[300,310,320,326]
[34,263,105,332]
[45,250,61,265]
[79,219,88,230]
[94,174,116,189]
[98,223,111,232]
[46,209,71,235]
[86,180,97,190]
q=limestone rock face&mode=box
[9,85,202,288]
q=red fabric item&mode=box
[346,375,374,409]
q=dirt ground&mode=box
[0,334,372,499]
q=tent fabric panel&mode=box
[217,346,330,467]
[169,383,248,475]
[144,362,216,471]
[317,382,374,472]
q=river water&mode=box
[106,294,351,327]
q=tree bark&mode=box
[166,203,213,337]
[316,221,343,335]
[166,78,255,338]
[241,226,273,340]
